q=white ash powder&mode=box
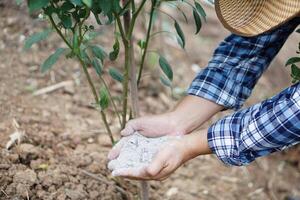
[108,132,169,171]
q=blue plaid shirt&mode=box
[188,17,300,166]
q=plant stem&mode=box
[121,40,130,129]
[100,76,122,128]
[48,15,72,49]
[127,0,147,38]
[114,13,128,45]
[137,1,156,85]
[122,1,148,199]
[48,14,114,144]
[78,58,115,144]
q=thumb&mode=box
[120,119,140,136]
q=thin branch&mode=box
[127,0,147,37]
[78,57,115,144]
[48,15,72,49]
[113,12,128,45]
[100,76,122,128]
[150,30,173,38]
[137,1,156,85]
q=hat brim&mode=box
[215,0,300,37]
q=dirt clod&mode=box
[13,169,37,186]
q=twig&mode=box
[1,188,9,198]
[33,81,73,96]
[26,189,30,200]
[81,170,128,196]
[137,0,156,85]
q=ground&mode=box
[0,1,299,200]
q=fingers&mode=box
[120,119,139,136]
[112,149,171,180]
[145,148,170,177]
[112,166,148,178]
[107,138,127,160]
[107,160,118,171]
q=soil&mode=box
[0,1,299,200]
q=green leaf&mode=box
[15,0,22,5]
[28,0,50,13]
[174,21,185,49]
[99,87,109,110]
[24,29,52,50]
[79,48,90,63]
[82,0,92,8]
[99,0,112,14]
[44,4,57,15]
[160,75,172,87]
[41,48,66,73]
[193,8,202,34]
[159,56,173,81]
[91,45,107,62]
[291,64,300,83]
[61,1,74,12]
[109,67,124,82]
[286,57,300,66]
[92,58,103,76]
[109,38,120,61]
[70,0,83,6]
[195,1,206,22]
[138,40,146,50]
[60,14,72,29]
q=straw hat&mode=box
[215,0,300,37]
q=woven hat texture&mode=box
[215,0,300,36]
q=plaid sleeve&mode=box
[208,82,300,166]
[188,17,300,110]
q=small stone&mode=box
[89,190,100,199]
[18,143,39,160]
[65,188,87,200]
[0,163,11,169]
[57,193,67,200]
[7,153,19,163]
[13,169,37,186]
[16,183,29,198]
[166,187,179,197]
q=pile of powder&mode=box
[108,132,169,173]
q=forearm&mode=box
[182,128,212,162]
[169,95,223,135]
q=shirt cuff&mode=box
[187,67,251,110]
[206,106,257,166]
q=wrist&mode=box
[167,111,188,135]
[182,129,212,162]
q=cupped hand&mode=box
[120,112,185,137]
[108,136,188,181]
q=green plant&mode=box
[20,0,206,199]
[286,28,300,83]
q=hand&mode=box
[108,130,211,181]
[121,112,185,137]
[109,136,187,181]
[121,95,223,138]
